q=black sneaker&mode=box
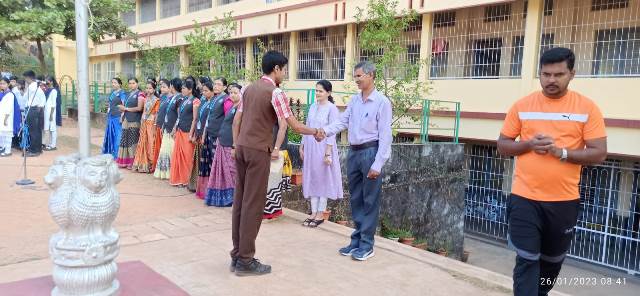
[229,258,237,272]
[235,259,271,277]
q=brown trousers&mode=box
[231,145,271,263]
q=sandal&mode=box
[309,219,325,228]
[302,218,314,226]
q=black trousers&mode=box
[26,107,43,154]
[507,194,580,296]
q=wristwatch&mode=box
[560,148,568,162]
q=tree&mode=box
[245,38,266,82]
[184,14,242,82]
[130,38,180,81]
[355,0,432,131]
[0,0,132,75]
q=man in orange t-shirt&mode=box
[498,47,607,296]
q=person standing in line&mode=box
[187,76,212,192]
[42,76,59,151]
[11,79,25,149]
[317,61,393,261]
[229,50,320,276]
[116,78,145,169]
[22,70,46,157]
[102,78,127,159]
[154,78,183,180]
[169,80,200,187]
[300,80,343,227]
[0,77,18,157]
[497,47,607,296]
[195,78,228,199]
[132,79,160,173]
[152,79,171,168]
[205,83,241,207]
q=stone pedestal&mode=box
[44,154,123,296]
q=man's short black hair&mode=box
[262,50,288,75]
[540,47,575,71]
[23,70,36,79]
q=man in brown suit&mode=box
[231,51,320,276]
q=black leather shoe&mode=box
[235,259,271,276]
[230,258,237,272]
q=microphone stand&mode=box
[16,87,35,186]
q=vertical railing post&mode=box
[454,101,461,143]
[71,82,77,109]
[423,100,431,143]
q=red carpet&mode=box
[0,261,189,296]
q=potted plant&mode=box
[461,250,470,263]
[322,210,332,220]
[291,169,303,185]
[412,239,428,250]
[398,230,415,245]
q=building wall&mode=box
[69,0,640,157]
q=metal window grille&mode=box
[223,40,246,78]
[464,143,640,275]
[484,3,512,22]
[430,1,526,79]
[297,26,346,80]
[92,63,103,83]
[539,0,640,77]
[429,0,527,79]
[140,0,156,23]
[357,20,421,79]
[544,0,555,16]
[592,0,630,11]
[253,33,290,79]
[121,10,136,27]
[216,0,240,5]
[188,0,211,12]
[121,53,137,79]
[434,11,456,28]
[106,61,116,81]
[161,0,181,18]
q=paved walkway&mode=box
[0,120,566,295]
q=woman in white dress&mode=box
[0,77,16,156]
[43,76,59,151]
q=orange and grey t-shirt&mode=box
[501,90,607,202]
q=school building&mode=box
[54,0,640,275]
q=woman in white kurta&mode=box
[43,77,58,151]
[0,78,16,156]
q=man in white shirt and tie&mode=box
[23,70,46,156]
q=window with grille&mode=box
[121,10,135,27]
[544,0,554,16]
[540,0,640,77]
[357,19,422,78]
[121,53,137,79]
[434,11,456,28]
[106,61,116,81]
[471,38,503,77]
[189,0,211,12]
[224,41,246,79]
[217,0,241,5]
[253,33,290,79]
[592,0,629,11]
[161,0,180,18]
[430,1,526,79]
[592,27,640,76]
[139,0,156,23]
[299,31,309,42]
[92,63,102,83]
[510,36,525,76]
[297,26,346,80]
[484,4,512,22]
[430,39,449,78]
[405,18,423,32]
